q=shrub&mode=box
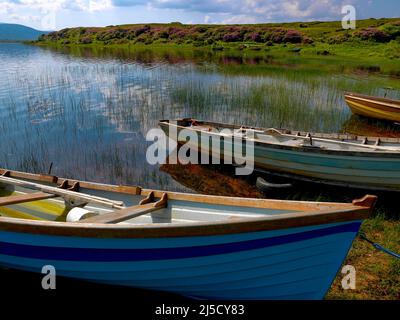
[46,31,59,41]
[188,32,200,41]
[134,34,148,43]
[80,37,92,44]
[302,36,314,44]
[354,27,391,42]
[158,30,169,39]
[134,25,151,37]
[58,28,70,38]
[283,30,303,43]
[168,28,188,40]
[328,33,350,44]
[222,32,243,42]
[246,32,263,43]
[205,38,214,45]
[268,28,287,43]
[97,28,127,40]
[193,40,204,47]
[193,26,207,33]
[380,21,400,39]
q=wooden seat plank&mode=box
[81,193,168,224]
[0,192,56,206]
[80,203,163,224]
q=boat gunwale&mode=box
[0,168,356,210]
[0,169,375,238]
[0,205,371,238]
[159,119,400,157]
[344,92,400,109]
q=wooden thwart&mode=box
[81,193,168,224]
[0,175,124,209]
[0,192,56,206]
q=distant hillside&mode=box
[0,23,48,41]
[36,18,400,47]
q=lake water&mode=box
[0,42,399,191]
[0,42,399,296]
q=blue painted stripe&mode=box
[0,222,360,262]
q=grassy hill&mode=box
[0,23,48,41]
[37,18,400,47]
[35,18,400,77]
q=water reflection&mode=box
[0,42,399,192]
[160,161,263,198]
[342,115,400,138]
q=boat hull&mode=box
[345,93,400,122]
[251,144,400,191]
[160,122,400,192]
[0,221,360,300]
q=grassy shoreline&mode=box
[34,18,400,77]
[327,216,399,300]
[34,40,400,82]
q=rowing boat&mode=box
[344,92,400,122]
[159,119,400,192]
[0,168,376,299]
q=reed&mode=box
[0,42,399,300]
[0,42,399,190]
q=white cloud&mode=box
[0,0,395,29]
[89,0,112,12]
[221,14,257,24]
[1,0,113,12]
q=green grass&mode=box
[327,215,400,300]
[34,18,400,77]
[34,40,400,78]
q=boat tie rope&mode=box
[358,232,400,260]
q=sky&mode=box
[0,0,399,31]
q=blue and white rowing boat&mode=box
[0,169,376,299]
[160,119,400,192]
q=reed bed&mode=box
[0,43,399,191]
[0,42,399,300]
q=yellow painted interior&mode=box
[346,99,400,122]
[0,189,67,221]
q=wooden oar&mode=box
[243,128,400,152]
[0,175,125,209]
[80,193,168,224]
[0,192,56,206]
